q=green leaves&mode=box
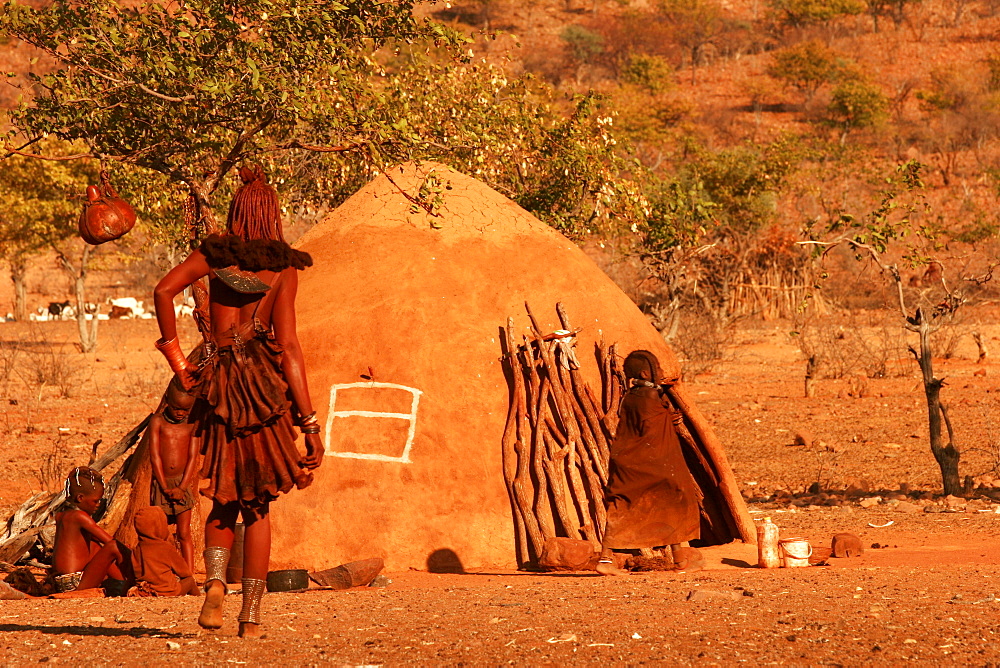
[0,0,465,188]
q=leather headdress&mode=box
[78,171,136,245]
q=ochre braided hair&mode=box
[226,165,285,242]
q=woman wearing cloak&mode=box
[597,350,700,575]
[153,166,323,637]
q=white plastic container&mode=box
[756,516,781,568]
[779,537,812,568]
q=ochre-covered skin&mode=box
[277,162,712,572]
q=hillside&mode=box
[2,0,1000,319]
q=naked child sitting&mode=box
[149,378,199,573]
[53,467,132,594]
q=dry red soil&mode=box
[4,308,1000,664]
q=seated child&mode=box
[131,506,199,596]
[149,378,199,572]
[53,466,132,594]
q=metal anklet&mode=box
[238,578,266,624]
[203,546,230,589]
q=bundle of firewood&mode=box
[500,302,625,565]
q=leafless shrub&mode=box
[33,434,75,492]
[15,329,89,399]
[0,339,21,394]
[791,311,912,381]
[119,363,170,399]
[674,312,731,379]
[931,315,971,360]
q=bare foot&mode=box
[198,580,225,630]
[672,546,705,573]
[596,560,629,576]
[238,622,262,639]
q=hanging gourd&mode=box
[78,170,136,245]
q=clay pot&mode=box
[265,569,309,592]
[78,175,136,245]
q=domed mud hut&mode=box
[269,162,754,572]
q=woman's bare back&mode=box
[207,268,291,337]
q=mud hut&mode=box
[267,162,753,572]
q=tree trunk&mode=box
[56,244,99,353]
[10,256,28,321]
[74,267,99,353]
[915,319,961,495]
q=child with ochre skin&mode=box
[149,378,199,573]
[52,466,133,594]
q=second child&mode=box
[149,378,199,572]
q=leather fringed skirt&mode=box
[194,320,311,506]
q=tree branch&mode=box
[277,140,366,153]
[136,83,195,103]
[3,144,96,162]
[940,401,955,446]
[208,113,276,194]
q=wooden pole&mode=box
[508,327,545,559]
[501,320,530,565]
[667,383,756,544]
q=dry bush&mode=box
[32,435,74,492]
[674,312,731,379]
[932,319,970,359]
[0,339,21,395]
[791,310,912,380]
[14,328,89,399]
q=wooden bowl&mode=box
[266,569,309,592]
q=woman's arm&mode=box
[153,250,211,386]
[272,269,324,470]
[153,250,211,342]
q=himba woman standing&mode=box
[153,166,323,638]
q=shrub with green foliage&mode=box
[561,24,605,65]
[767,40,851,102]
[827,79,889,133]
[768,0,866,26]
[621,54,674,92]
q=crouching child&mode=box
[130,506,199,596]
[53,467,132,595]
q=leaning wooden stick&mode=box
[523,342,557,539]
[666,384,756,544]
[541,430,579,539]
[530,375,557,539]
[502,319,530,564]
[506,320,544,557]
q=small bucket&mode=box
[779,538,812,568]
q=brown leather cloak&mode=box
[603,385,700,549]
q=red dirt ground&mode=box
[4,306,1000,664]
